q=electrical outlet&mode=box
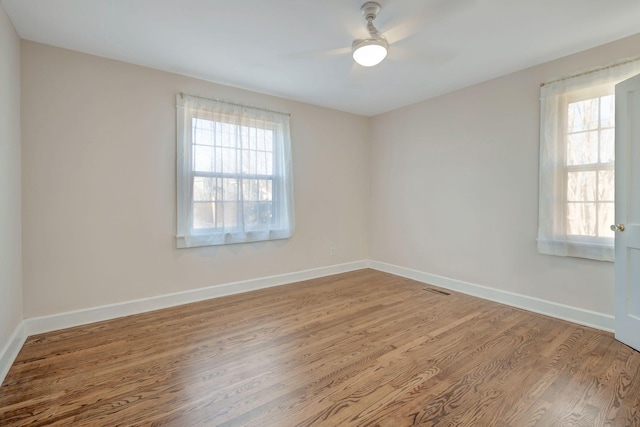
[330,247,335,256]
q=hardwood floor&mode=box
[1,269,639,426]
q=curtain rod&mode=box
[540,56,640,87]
[179,92,290,117]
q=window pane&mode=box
[220,123,236,147]
[598,202,615,238]
[243,201,258,228]
[566,131,598,165]
[192,118,215,146]
[242,179,258,201]
[256,128,266,148]
[600,95,615,128]
[567,171,596,202]
[598,169,615,202]
[193,201,216,229]
[193,145,214,172]
[247,127,258,150]
[567,202,596,236]
[257,151,267,175]
[221,148,237,173]
[600,128,615,163]
[214,147,223,173]
[193,177,216,202]
[241,149,252,174]
[265,131,273,152]
[222,202,238,227]
[568,98,599,132]
[193,128,214,146]
[222,178,238,201]
[266,152,273,175]
[259,179,272,201]
[258,201,273,226]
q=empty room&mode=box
[1,0,640,425]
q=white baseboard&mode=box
[368,260,614,332]
[25,260,369,336]
[0,321,27,386]
[2,258,615,387]
[21,259,615,336]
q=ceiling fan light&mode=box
[352,37,388,67]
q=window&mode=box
[564,93,614,240]
[176,94,294,248]
[537,59,640,261]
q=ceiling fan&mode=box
[289,0,470,70]
[352,2,389,67]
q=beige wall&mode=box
[370,33,640,316]
[21,41,370,317]
[19,31,640,321]
[0,5,22,349]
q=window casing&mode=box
[176,94,294,248]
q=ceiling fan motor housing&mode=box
[361,1,382,22]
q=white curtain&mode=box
[176,94,294,248]
[538,58,640,261]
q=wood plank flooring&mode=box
[1,269,639,426]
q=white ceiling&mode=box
[3,0,640,116]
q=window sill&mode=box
[176,229,292,248]
[537,238,614,262]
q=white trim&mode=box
[368,260,614,332]
[25,261,368,336]
[0,321,27,386]
[2,259,615,384]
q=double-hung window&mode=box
[176,94,294,248]
[537,59,640,261]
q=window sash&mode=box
[190,172,276,233]
[557,91,615,243]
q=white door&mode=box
[614,74,640,351]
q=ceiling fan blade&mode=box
[383,0,477,44]
[287,46,352,60]
[384,17,422,45]
[387,44,457,67]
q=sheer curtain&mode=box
[176,94,294,248]
[538,58,640,261]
